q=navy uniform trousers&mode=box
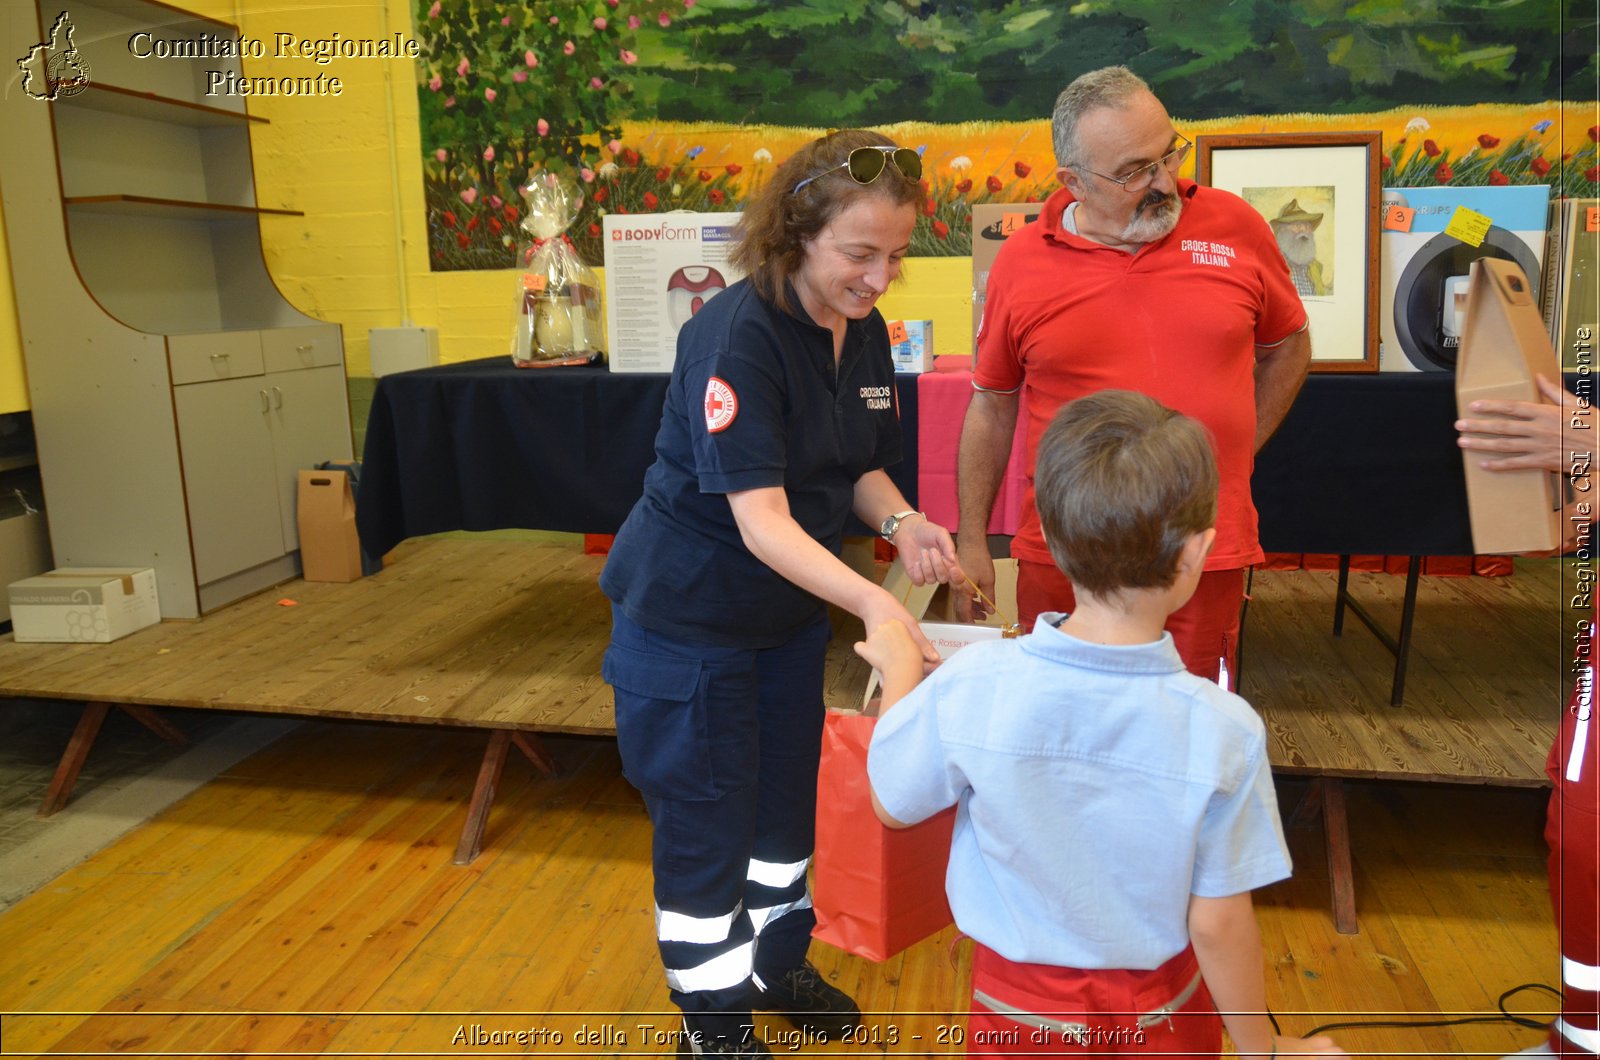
[604,604,831,1036]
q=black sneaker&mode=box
[674,1023,773,1059]
[754,962,862,1038]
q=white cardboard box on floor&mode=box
[7,567,160,643]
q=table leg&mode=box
[1322,778,1359,934]
[1389,557,1423,707]
[1333,554,1351,636]
[1287,777,1359,935]
[454,729,512,866]
[119,703,187,747]
[38,701,111,817]
[512,732,558,776]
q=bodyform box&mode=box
[602,212,744,373]
[8,568,160,643]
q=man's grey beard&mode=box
[1278,230,1317,267]
[1121,190,1181,243]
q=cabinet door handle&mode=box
[272,386,283,409]
[259,389,270,413]
[296,344,313,353]
[209,352,230,359]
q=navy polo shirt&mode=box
[600,278,904,649]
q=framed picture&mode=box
[1196,131,1383,373]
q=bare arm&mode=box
[852,469,961,587]
[727,486,940,665]
[1254,327,1312,452]
[954,388,1020,620]
[853,620,927,829]
[1189,892,1346,1058]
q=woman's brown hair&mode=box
[732,129,923,314]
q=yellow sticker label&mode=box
[1001,212,1028,237]
[1587,206,1599,234]
[1382,204,1415,232]
[1444,205,1492,248]
[886,320,909,344]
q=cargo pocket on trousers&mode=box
[603,642,721,801]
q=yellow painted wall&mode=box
[0,197,26,414]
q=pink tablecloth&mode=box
[915,356,1030,536]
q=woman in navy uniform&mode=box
[601,129,961,1058]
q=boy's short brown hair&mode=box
[1034,389,1218,596]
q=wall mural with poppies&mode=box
[418,0,1599,270]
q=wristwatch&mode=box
[879,509,923,542]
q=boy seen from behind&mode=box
[860,390,1345,1058]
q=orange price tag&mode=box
[887,320,909,345]
[1587,206,1599,233]
[522,273,547,293]
[1001,212,1027,237]
[1383,204,1415,233]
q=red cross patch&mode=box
[704,376,738,433]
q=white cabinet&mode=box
[0,1,353,617]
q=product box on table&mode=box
[970,203,1043,357]
[7,567,160,643]
[602,212,744,373]
[888,320,933,373]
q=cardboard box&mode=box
[8,567,159,642]
[602,212,745,373]
[970,203,1043,357]
[1456,258,1564,553]
[297,469,363,582]
[859,557,1016,708]
[888,320,933,373]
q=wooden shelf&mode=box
[64,195,302,221]
[60,83,263,127]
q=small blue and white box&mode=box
[889,320,933,373]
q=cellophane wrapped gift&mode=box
[509,172,604,367]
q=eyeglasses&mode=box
[1080,135,1192,193]
[791,145,923,195]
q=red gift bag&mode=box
[811,709,955,962]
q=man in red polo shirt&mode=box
[956,66,1311,685]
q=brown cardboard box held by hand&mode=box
[1456,258,1564,554]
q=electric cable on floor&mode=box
[1264,982,1559,1041]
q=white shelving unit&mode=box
[0,0,353,617]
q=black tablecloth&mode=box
[359,360,1476,560]
[357,358,919,557]
[1253,373,1471,555]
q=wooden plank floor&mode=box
[0,540,1574,1055]
[0,538,618,733]
[1238,559,1564,786]
[0,723,1559,1057]
[1,538,1565,788]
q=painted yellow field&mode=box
[623,100,1597,192]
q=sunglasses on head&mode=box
[791,145,922,195]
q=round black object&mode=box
[1392,226,1541,371]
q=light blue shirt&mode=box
[867,613,1291,970]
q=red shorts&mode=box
[967,944,1222,1057]
[1016,562,1246,686]
[1546,666,1599,1055]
